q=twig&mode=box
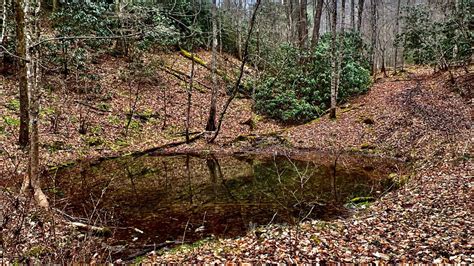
[182,217,190,244]
[267,211,278,226]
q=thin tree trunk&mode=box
[340,0,346,31]
[15,0,29,147]
[162,84,167,129]
[22,0,49,209]
[236,0,242,60]
[209,0,261,143]
[350,0,355,30]
[357,0,364,32]
[285,0,292,42]
[381,48,387,77]
[335,0,346,102]
[311,0,324,49]
[291,0,299,44]
[370,0,377,76]
[393,0,401,74]
[1,0,7,45]
[205,0,218,131]
[329,0,338,119]
[297,0,308,49]
[186,53,195,143]
[0,0,7,69]
[326,1,331,32]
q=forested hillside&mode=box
[0,0,472,263]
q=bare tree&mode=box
[14,0,29,147]
[1,0,7,46]
[290,0,299,44]
[297,0,308,49]
[186,53,195,143]
[209,0,261,143]
[329,0,338,119]
[285,0,293,43]
[335,0,346,104]
[205,0,218,131]
[369,0,377,75]
[311,0,324,49]
[236,0,243,60]
[350,0,355,29]
[357,0,364,32]
[21,0,49,209]
[393,0,402,74]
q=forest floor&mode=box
[0,50,472,263]
[146,68,472,263]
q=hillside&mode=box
[146,68,473,263]
[1,55,471,263]
[0,50,283,181]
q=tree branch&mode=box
[209,0,262,143]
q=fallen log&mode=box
[136,131,205,155]
[68,221,112,237]
[179,48,232,83]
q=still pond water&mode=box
[46,152,403,257]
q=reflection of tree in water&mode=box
[206,154,236,201]
[49,153,400,258]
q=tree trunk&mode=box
[21,0,49,209]
[291,0,299,44]
[329,0,338,119]
[15,0,29,147]
[381,48,387,77]
[236,0,242,60]
[1,0,9,69]
[1,0,7,45]
[340,0,346,31]
[297,0,308,49]
[52,0,57,12]
[186,52,195,143]
[209,0,261,143]
[350,0,355,30]
[393,0,401,74]
[205,0,218,131]
[357,0,364,32]
[370,0,377,76]
[285,0,293,43]
[311,0,324,49]
[335,0,346,101]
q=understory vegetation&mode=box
[255,32,371,122]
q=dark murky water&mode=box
[46,152,403,258]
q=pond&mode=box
[45,151,404,259]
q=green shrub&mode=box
[255,32,371,123]
[2,116,20,127]
[5,99,20,111]
[398,2,473,68]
